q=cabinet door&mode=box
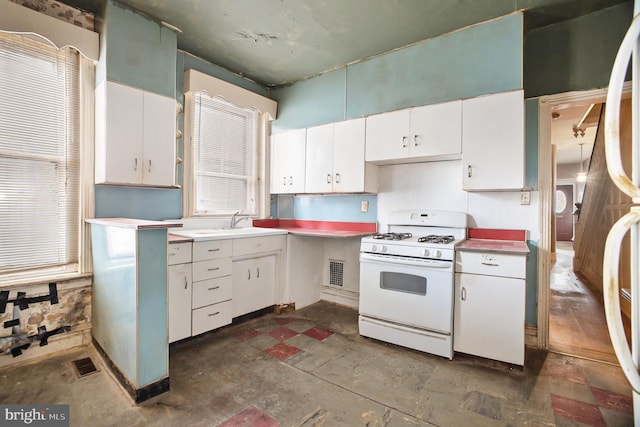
[102,81,144,184]
[454,273,525,365]
[462,90,524,191]
[143,91,176,187]
[168,263,192,343]
[365,109,410,163]
[270,129,306,193]
[305,123,334,193]
[333,118,367,193]
[232,256,276,317]
[410,100,461,159]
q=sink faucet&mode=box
[230,211,248,228]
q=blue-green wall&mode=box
[272,13,523,133]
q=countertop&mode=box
[254,219,376,238]
[456,228,530,255]
[87,218,183,230]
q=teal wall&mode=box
[524,98,539,190]
[272,13,523,133]
[275,194,377,223]
[526,241,539,325]
[524,2,632,98]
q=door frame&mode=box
[537,82,632,349]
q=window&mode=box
[190,93,259,215]
[0,32,81,281]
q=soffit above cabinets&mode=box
[57,0,629,87]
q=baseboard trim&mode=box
[92,338,169,404]
[320,286,359,309]
[525,324,538,348]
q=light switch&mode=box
[361,200,369,212]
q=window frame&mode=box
[0,31,95,287]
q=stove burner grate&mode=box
[372,232,413,240]
[417,234,455,244]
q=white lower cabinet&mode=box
[454,251,526,365]
[232,255,276,317]
[168,242,193,343]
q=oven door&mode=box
[359,253,453,333]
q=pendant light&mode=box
[576,142,587,183]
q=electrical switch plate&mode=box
[520,191,531,205]
[361,200,369,213]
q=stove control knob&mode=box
[422,249,430,257]
[371,245,378,252]
[381,246,387,253]
[433,250,442,258]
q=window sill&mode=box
[0,272,92,291]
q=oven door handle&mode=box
[360,252,452,269]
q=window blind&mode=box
[191,93,258,215]
[0,32,80,278]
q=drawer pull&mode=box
[481,262,499,267]
[208,267,220,272]
[207,286,220,291]
[169,252,175,257]
[184,276,188,290]
[257,267,260,278]
[461,287,467,301]
[207,311,220,317]
[208,248,220,252]
[248,269,251,280]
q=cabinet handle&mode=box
[248,269,251,280]
[402,136,408,148]
[327,174,332,184]
[283,176,287,185]
[208,267,220,272]
[148,159,152,173]
[208,311,220,317]
[413,134,421,147]
[335,173,341,184]
[208,286,220,291]
[208,248,220,252]
[134,157,138,171]
[467,165,472,178]
[481,262,500,267]
[184,276,188,289]
[461,287,467,301]
[257,267,260,278]
[289,176,293,185]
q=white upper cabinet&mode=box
[462,90,524,191]
[270,128,306,194]
[305,118,377,194]
[95,81,176,187]
[365,100,462,164]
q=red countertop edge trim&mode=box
[468,228,527,242]
[253,219,377,232]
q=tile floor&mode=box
[0,301,634,426]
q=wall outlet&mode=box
[361,200,369,213]
[520,191,531,205]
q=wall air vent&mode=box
[329,260,344,287]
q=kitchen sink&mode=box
[170,227,286,241]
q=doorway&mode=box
[540,88,627,363]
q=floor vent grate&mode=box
[329,260,344,287]
[72,357,98,378]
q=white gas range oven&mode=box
[358,210,467,359]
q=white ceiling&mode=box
[551,103,601,165]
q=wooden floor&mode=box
[549,241,619,364]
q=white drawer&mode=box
[192,276,232,309]
[456,251,526,279]
[233,235,284,257]
[193,258,231,282]
[193,240,232,262]
[192,300,232,336]
[168,242,192,265]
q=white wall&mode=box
[377,160,540,240]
